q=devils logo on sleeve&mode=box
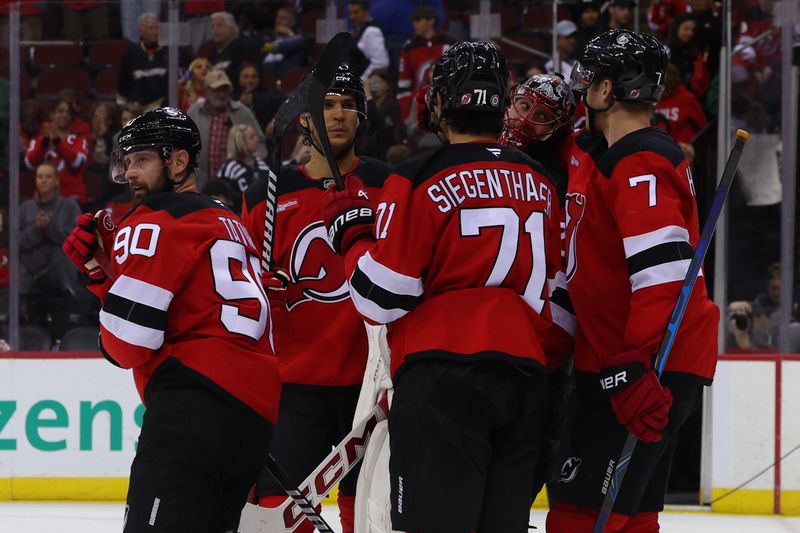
[286,221,350,310]
[564,192,586,282]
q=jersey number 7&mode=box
[460,207,547,313]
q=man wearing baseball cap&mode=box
[545,20,580,80]
[607,0,636,30]
[187,69,267,188]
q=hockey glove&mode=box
[321,175,375,255]
[415,83,432,132]
[261,268,291,312]
[63,213,106,280]
[600,348,673,443]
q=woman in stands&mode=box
[179,56,211,112]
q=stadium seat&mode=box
[86,39,133,69]
[59,326,100,352]
[93,67,119,100]
[34,67,91,99]
[30,42,84,69]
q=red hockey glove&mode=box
[261,268,291,311]
[415,83,431,132]
[63,213,105,280]
[600,349,673,443]
[321,175,375,255]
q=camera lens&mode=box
[732,313,748,331]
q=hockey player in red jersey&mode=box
[321,42,562,532]
[240,63,391,533]
[62,108,280,533]
[544,30,720,532]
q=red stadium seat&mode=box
[279,66,306,94]
[35,67,91,99]
[87,39,133,68]
[30,42,84,68]
[93,67,119,99]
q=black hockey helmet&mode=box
[570,29,667,105]
[500,73,576,151]
[428,41,508,116]
[112,107,202,183]
[327,63,367,120]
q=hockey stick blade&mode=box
[592,129,750,533]
[238,401,388,533]
[262,32,354,270]
[307,32,354,191]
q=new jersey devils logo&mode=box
[564,192,586,282]
[286,222,350,310]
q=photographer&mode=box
[727,300,772,350]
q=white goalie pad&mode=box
[354,325,392,427]
[354,419,392,533]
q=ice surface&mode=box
[0,502,799,532]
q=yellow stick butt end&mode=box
[736,129,750,141]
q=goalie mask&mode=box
[111,107,201,184]
[500,73,575,153]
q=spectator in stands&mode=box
[727,299,800,352]
[117,13,187,110]
[200,11,259,84]
[111,102,144,153]
[361,69,404,160]
[184,0,225,55]
[369,0,445,75]
[604,0,635,30]
[261,6,309,80]
[24,98,90,204]
[188,68,267,188]
[647,0,688,40]
[655,62,707,146]
[88,101,120,207]
[397,5,455,123]
[121,0,161,43]
[573,0,604,54]
[687,0,721,74]
[545,20,579,81]
[20,163,82,342]
[63,1,109,42]
[235,63,280,130]
[347,0,390,79]
[386,143,411,165]
[179,57,211,113]
[667,13,710,98]
[60,90,91,137]
[216,124,272,213]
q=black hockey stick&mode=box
[592,129,750,533]
[261,33,354,270]
[262,454,335,533]
[307,32,355,191]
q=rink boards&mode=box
[0,354,798,516]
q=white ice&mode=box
[1,502,800,533]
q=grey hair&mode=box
[211,11,239,37]
[226,124,254,162]
[138,12,158,27]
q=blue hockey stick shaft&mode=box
[592,129,750,533]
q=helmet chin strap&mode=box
[583,94,615,134]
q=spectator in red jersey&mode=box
[24,98,91,204]
[666,13,710,98]
[62,1,109,42]
[179,57,211,113]
[396,5,455,123]
[59,89,92,138]
[655,63,707,146]
[647,0,688,40]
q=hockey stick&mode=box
[238,401,388,533]
[261,32,354,270]
[307,32,355,191]
[591,129,750,533]
[262,454,335,533]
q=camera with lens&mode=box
[730,312,750,331]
